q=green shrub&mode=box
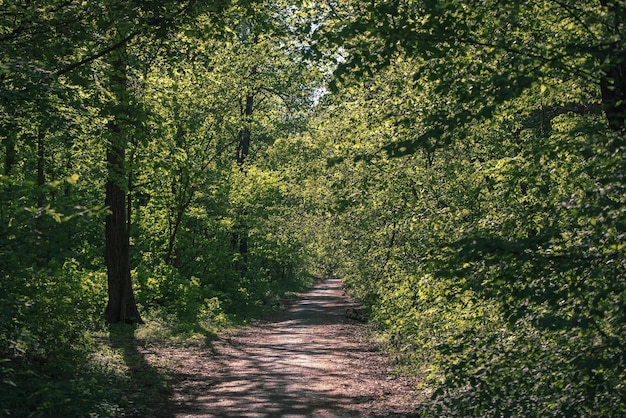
[0,260,109,416]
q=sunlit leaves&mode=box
[306,6,626,410]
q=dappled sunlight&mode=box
[163,278,420,417]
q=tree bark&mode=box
[234,89,255,276]
[165,126,195,267]
[103,43,143,325]
[600,58,626,134]
[36,130,45,186]
[3,128,16,176]
[599,0,626,134]
[236,94,254,167]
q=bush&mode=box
[0,260,108,416]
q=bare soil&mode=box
[156,277,421,417]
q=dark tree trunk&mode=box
[599,0,626,134]
[37,130,45,188]
[34,129,46,266]
[236,94,254,167]
[165,126,195,267]
[236,215,249,275]
[233,89,255,275]
[600,59,626,134]
[165,200,186,267]
[3,128,16,176]
[104,124,143,324]
[103,45,143,325]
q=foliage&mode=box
[305,3,626,413]
[2,0,625,416]
[0,259,107,416]
[1,0,320,415]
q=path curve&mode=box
[166,277,420,417]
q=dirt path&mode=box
[162,277,421,417]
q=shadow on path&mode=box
[165,277,418,418]
[108,324,176,417]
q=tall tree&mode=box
[102,27,143,324]
[95,0,236,323]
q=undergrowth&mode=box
[1,261,315,417]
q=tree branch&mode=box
[53,31,140,77]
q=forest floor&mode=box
[137,277,423,417]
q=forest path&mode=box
[162,277,420,417]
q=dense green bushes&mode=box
[1,177,313,416]
[305,52,626,415]
[0,258,104,416]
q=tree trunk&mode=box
[103,43,143,325]
[3,128,16,176]
[599,0,626,134]
[165,126,195,267]
[104,142,142,324]
[234,90,255,275]
[600,59,626,134]
[236,94,254,167]
[165,198,187,267]
[36,130,45,187]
